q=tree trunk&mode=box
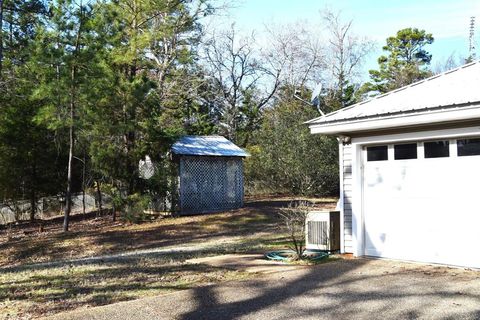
[63,91,75,232]
[126,133,136,195]
[125,3,138,196]
[0,0,4,77]
[63,2,84,232]
[112,202,116,222]
[82,151,86,216]
[82,187,85,216]
[111,179,116,222]
[30,160,37,221]
[96,179,102,216]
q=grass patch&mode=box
[0,201,291,267]
[0,197,337,319]
[0,255,254,320]
[0,232,292,319]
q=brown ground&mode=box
[0,197,336,267]
[0,197,337,319]
[0,197,336,268]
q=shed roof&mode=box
[171,136,249,157]
[307,61,480,129]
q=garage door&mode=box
[363,138,480,268]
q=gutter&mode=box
[309,103,480,135]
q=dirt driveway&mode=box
[47,258,480,320]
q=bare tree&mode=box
[278,201,312,260]
[264,21,325,92]
[433,52,464,74]
[145,1,214,103]
[202,25,282,145]
[264,14,371,110]
[322,9,374,108]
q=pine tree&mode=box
[0,0,59,221]
[361,28,434,96]
[88,0,211,201]
[30,0,98,231]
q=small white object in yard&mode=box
[139,155,155,179]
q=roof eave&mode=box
[309,106,480,135]
[171,152,250,157]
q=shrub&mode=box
[244,100,339,197]
[122,193,151,223]
[278,201,312,260]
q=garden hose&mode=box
[265,249,329,262]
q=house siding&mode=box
[343,143,353,253]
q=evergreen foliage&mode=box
[0,4,416,227]
[360,28,434,96]
[245,88,339,197]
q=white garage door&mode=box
[363,138,480,268]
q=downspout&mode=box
[337,137,345,254]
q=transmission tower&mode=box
[469,16,476,61]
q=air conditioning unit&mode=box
[305,211,340,251]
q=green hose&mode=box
[265,249,329,262]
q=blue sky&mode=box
[216,0,480,76]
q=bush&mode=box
[278,201,312,260]
[244,100,339,197]
[122,193,151,223]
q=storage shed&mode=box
[307,61,480,269]
[171,136,249,215]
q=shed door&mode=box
[363,139,480,268]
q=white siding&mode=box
[343,143,353,253]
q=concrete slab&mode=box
[186,254,308,273]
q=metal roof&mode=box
[171,136,249,157]
[307,61,480,126]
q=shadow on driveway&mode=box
[180,260,359,320]
[48,258,480,320]
[179,259,480,320]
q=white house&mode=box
[307,61,480,269]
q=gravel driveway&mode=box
[46,258,480,320]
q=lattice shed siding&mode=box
[179,156,244,214]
